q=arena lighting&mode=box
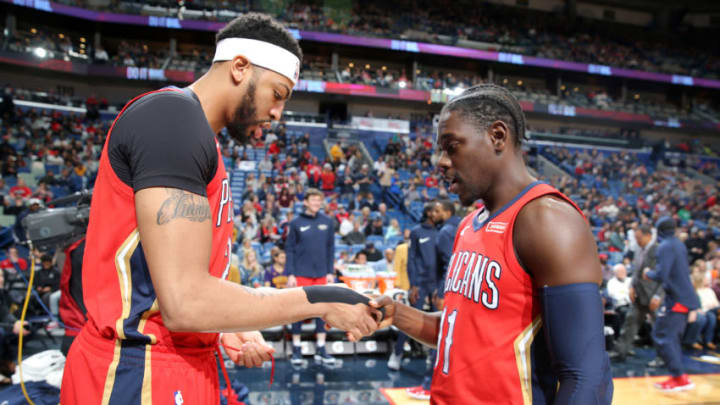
[33,47,47,58]
[398,80,407,88]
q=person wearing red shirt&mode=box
[320,163,336,194]
[424,174,438,189]
[268,141,280,155]
[306,158,322,187]
[0,246,28,273]
[9,178,31,199]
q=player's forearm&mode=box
[392,302,441,348]
[163,277,328,332]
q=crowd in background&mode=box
[44,0,720,80]
[1,79,720,371]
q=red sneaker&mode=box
[406,386,431,400]
[654,374,695,391]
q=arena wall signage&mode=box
[5,0,720,91]
[2,50,719,132]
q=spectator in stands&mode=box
[285,188,337,366]
[240,249,263,288]
[320,163,336,195]
[353,251,368,265]
[403,183,421,208]
[0,180,8,199]
[9,178,31,200]
[353,164,373,195]
[348,193,365,211]
[259,216,280,244]
[607,264,632,338]
[0,246,27,274]
[0,269,29,384]
[330,142,344,165]
[338,165,355,201]
[343,220,366,245]
[684,266,718,350]
[360,241,383,263]
[365,216,384,237]
[258,155,272,172]
[338,212,354,237]
[362,193,378,211]
[264,249,288,289]
[687,228,709,263]
[376,203,389,224]
[378,248,394,273]
[31,181,53,204]
[35,254,60,315]
[277,186,295,208]
[384,218,401,242]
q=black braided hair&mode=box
[441,84,527,147]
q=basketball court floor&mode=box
[231,346,720,405]
[2,334,719,404]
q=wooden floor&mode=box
[381,374,720,405]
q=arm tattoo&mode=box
[241,286,272,298]
[156,189,211,225]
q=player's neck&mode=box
[484,159,537,215]
[188,74,229,134]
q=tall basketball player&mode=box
[61,13,380,404]
[371,84,613,404]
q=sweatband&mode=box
[303,286,385,320]
[213,38,300,86]
[540,283,613,405]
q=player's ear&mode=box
[229,55,251,85]
[488,120,509,153]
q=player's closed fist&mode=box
[221,331,275,368]
[369,295,395,330]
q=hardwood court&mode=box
[381,374,720,405]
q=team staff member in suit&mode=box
[613,224,662,361]
[387,204,438,378]
[372,84,612,404]
[643,216,700,391]
[285,188,337,366]
[61,14,379,404]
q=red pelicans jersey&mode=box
[82,87,234,349]
[431,181,583,405]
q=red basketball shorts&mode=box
[61,327,220,404]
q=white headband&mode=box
[213,38,300,86]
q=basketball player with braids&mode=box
[61,14,380,404]
[372,84,613,404]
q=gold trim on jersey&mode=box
[114,229,140,340]
[139,299,159,405]
[101,339,122,405]
[101,230,140,404]
[513,316,543,405]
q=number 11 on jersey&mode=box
[435,308,458,375]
